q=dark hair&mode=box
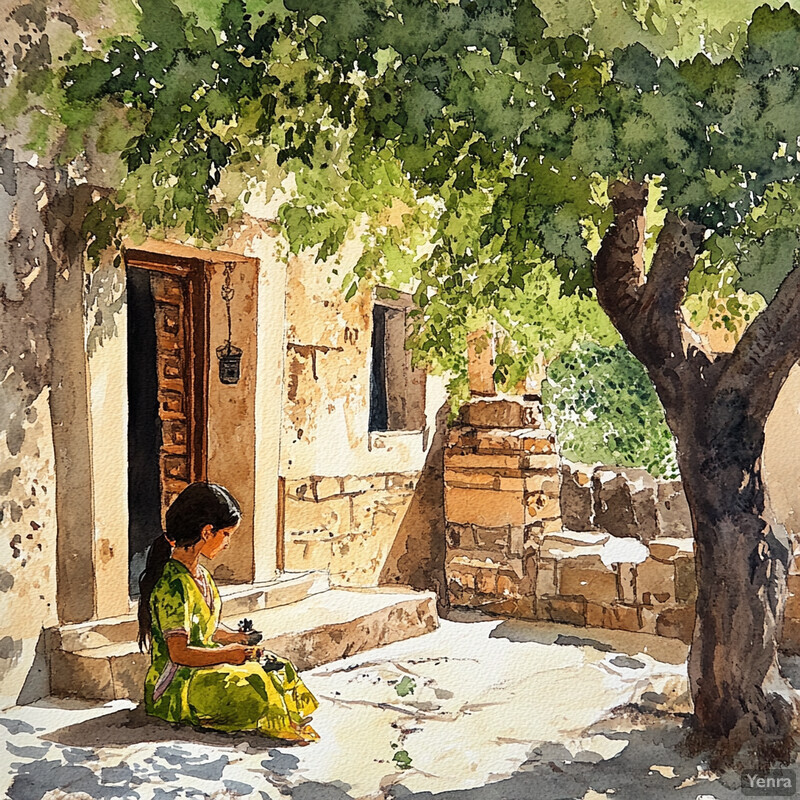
[137,482,241,651]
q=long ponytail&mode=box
[137,482,241,651]
[137,533,172,651]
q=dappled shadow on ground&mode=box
[370,714,758,800]
[487,617,689,665]
[6,705,306,800]
[44,704,296,751]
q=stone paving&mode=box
[0,615,790,800]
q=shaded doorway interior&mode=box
[127,266,162,595]
[126,263,206,596]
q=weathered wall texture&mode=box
[280,240,449,591]
[0,157,59,708]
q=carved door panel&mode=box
[151,273,192,516]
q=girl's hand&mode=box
[226,645,255,665]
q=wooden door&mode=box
[126,252,208,529]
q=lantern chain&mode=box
[221,261,235,353]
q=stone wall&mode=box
[285,473,419,585]
[443,398,560,617]
[279,233,449,593]
[444,408,800,651]
[0,157,60,708]
[559,462,693,541]
[443,407,699,642]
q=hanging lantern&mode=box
[217,262,242,385]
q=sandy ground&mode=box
[0,614,785,800]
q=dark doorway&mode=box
[125,255,209,597]
[127,267,163,595]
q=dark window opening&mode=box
[369,298,426,432]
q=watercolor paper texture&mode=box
[5,0,800,797]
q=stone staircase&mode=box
[48,571,438,702]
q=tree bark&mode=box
[673,393,795,769]
[593,181,800,769]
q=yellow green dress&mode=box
[144,559,319,741]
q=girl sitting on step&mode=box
[137,482,319,743]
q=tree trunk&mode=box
[593,182,800,768]
[666,384,796,769]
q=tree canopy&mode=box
[2,0,799,452]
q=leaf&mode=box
[392,749,413,770]
[394,676,416,697]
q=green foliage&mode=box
[543,343,679,478]
[9,0,800,466]
[391,748,413,770]
[394,676,416,697]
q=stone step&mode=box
[49,587,439,702]
[54,571,330,653]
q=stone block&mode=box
[674,555,697,604]
[593,467,658,542]
[477,568,497,595]
[447,563,477,591]
[446,523,477,550]
[448,426,478,447]
[617,562,637,603]
[656,480,693,539]
[656,606,695,643]
[648,539,684,561]
[472,428,556,456]
[585,602,642,633]
[445,469,500,490]
[636,558,676,605]
[473,525,510,552]
[524,518,566,543]
[285,494,352,537]
[785,575,800,625]
[109,651,149,701]
[313,476,344,500]
[445,486,526,527]
[513,473,561,495]
[781,615,800,654]
[526,454,562,472]
[559,563,618,603]
[535,558,558,597]
[483,596,537,619]
[496,573,517,597]
[508,525,525,556]
[525,491,561,521]
[49,650,115,701]
[560,462,595,531]
[444,451,530,471]
[539,530,608,559]
[537,596,587,626]
[459,398,543,430]
[341,475,385,495]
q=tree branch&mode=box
[593,180,648,344]
[637,212,711,373]
[594,184,715,413]
[720,263,800,422]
